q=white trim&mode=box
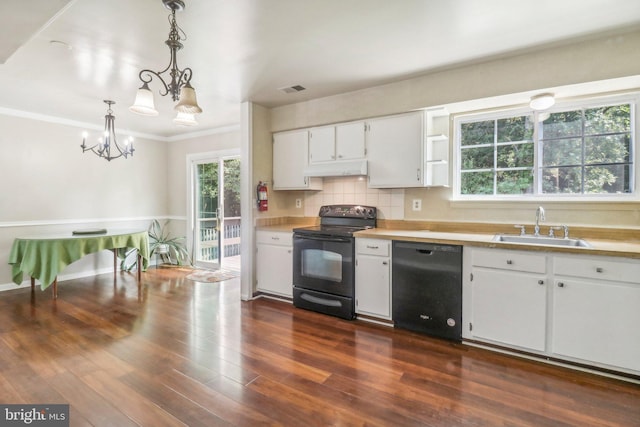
[240,102,254,301]
[0,266,115,293]
[0,216,173,229]
[0,106,240,142]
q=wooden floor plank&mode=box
[0,268,638,427]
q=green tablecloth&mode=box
[8,229,150,290]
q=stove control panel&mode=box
[319,205,377,219]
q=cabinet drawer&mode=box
[356,238,390,256]
[472,248,546,274]
[256,231,292,246]
[553,255,640,283]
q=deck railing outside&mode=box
[198,217,241,261]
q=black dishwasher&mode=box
[392,241,462,341]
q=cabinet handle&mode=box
[506,260,513,265]
[382,261,388,265]
[287,250,292,254]
[538,280,544,285]
[416,168,420,181]
[366,245,379,249]
[338,154,343,158]
[271,237,280,240]
[557,282,565,288]
[596,267,603,273]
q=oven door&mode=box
[293,233,354,297]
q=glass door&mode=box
[190,155,241,270]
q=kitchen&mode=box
[250,27,640,383]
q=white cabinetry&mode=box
[467,248,547,352]
[355,238,391,319]
[273,130,322,190]
[464,247,640,375]
[256,230,293,297]
[366,112,424,188]
[309,122,366,163]
[551,255,640,372]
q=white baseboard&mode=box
[0,266,122,293]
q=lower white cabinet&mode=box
[355,238,391,319]
[467,248,547,352]
[464,247,640,375]
[256,230,293,297]
[551,255,640,372]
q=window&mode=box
[456,96,636,199]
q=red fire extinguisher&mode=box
[257,181,268,211]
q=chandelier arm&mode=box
[81,101,134,162]
[138,69,171,97]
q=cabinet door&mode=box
[471,269,547,351]
[256,244,293,297]
[355,255,391,318]
[336,122,366,160]
[366,112,424,188]
[552,278,640,371]
[309,126,336,163]
[273,130,321,190]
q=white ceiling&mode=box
[1,0,639,139]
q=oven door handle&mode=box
[294,234,352,243]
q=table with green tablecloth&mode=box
[8,229,150,298]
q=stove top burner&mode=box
[293,205,377,238]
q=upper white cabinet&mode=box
[309,122,366,163]
[273,130,322,190]
[366,112,424,188]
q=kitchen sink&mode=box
[492,234,592,248]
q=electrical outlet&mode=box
[295,198,302,208]
[412,199,422,211]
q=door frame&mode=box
[186,148,241,270]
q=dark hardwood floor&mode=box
[0,267,638,426]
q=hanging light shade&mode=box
[173,112,198,126]
[175,82,202,114]
[129,82,159,116]
[81,100,135,161]
[529,93,555,111]
[130,0,203,122]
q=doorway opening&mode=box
[189,153,241,272]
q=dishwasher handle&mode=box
[394,241,462,254]
[416,249,433,255]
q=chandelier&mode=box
[81,100,134,161]
[129,0,202,124]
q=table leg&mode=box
[137,253,142,281]
[31,277,35,292]
[52,278,58,300]
[113,250,117,279]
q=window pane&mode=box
[461,121,494,146]
[584,165,631,194]
[584,104,631,135]
[461,171,493,195]
[542,138,582,166]
[542,111,582,138]
[497,116,533,142]
[497,170,533,194]
[585,134,630,164]
[542,166,582,194]
[461,146,493,170]
[497,143,533,168]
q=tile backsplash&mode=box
[303,176,405,219]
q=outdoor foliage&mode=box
[198,159,241,218]
[460,103,632,196]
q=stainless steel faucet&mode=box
[534,206,545,236]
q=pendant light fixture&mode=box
[130,0,202,123]
[81,100,134,161]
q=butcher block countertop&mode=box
[354,228,640,259]
[255,217,640,259]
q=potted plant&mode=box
[120,219,190,271]
[148,219,191,266]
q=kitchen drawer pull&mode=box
[366,245,379,249]
[506,260,513,265]
[271,237,280,240]
[596,267,604,273]
[382,261,388,265]
[538,280,544,285]
[557,282,565,288]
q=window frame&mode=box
[453,93,638,201]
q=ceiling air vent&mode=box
[279,85,306,94]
